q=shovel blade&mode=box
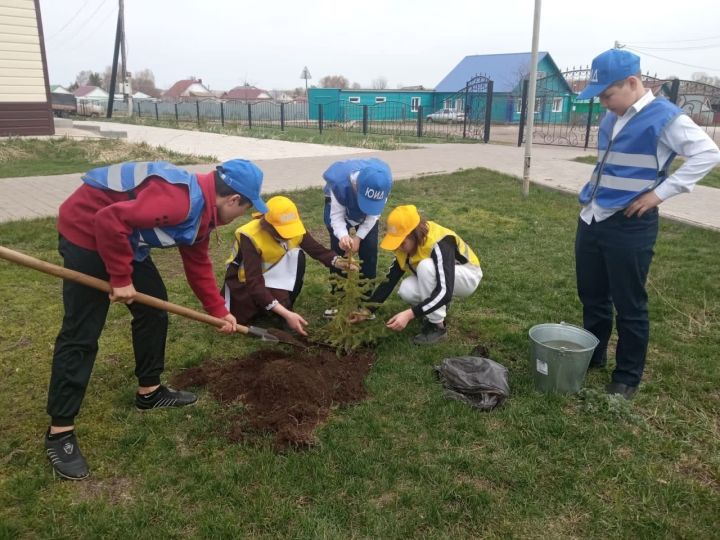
[246,326,280,343]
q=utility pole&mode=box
[107,0,131,118]
[106,2,122,118]
[120,0,133,117]
[522,0,542,197]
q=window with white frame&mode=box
[375,96,386,103]
[410,96,420,112]
[349,96,360,103]
[516,99,522,114]
[552,97,563,113]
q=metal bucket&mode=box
[528,322,599,394]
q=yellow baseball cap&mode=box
[265,196,306,239]
[380,205,421,250]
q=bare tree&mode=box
[319,75,349,89]
[350,81,362,90]
[692,72,720,87]
[102,65,123,93]
[74,70,95,87]
[132,69,160,97]
[371,76,388,89]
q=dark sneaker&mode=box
[136,385,198,411]
[412,320,448,345]
[44,431,89,480]
[606,382,637,400]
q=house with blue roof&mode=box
[434,51,573,123]
[308,51,573,124]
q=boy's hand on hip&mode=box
[110,284,137,304]
[217,313,237,334]
[624,191,662,218]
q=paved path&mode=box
[1,122,718,232]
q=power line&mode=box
[624,46,720,72]
[628,43,720,52]
[49,0,110,48]
[45,0,92,41]
[623,34,720,45]
[51,1,115,53]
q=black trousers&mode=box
[575,209,659,387]
[47,236,169,426]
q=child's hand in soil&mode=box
[284,311,309,336]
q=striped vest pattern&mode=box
[579,98,682,208]
[82,161,205,261]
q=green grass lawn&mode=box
[574,154,720,188]
[1,169,718,537]
[0,137,216,178]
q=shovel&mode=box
[0,245,307,347]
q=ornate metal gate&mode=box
[461,75,493,142]
[519,70,720,149]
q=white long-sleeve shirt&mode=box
[328,172,380,240]
[581,90,720,224]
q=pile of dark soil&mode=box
[171,347,374,448]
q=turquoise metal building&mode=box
[308,52,574,124]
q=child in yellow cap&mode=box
[353,205,482,344]
[223,196,355,335]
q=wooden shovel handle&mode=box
[0,245,250,335]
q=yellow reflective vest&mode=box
[394,221,479,273]
[227,218,303,283]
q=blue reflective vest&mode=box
[82,161,206,261]
[322,158,391,222]
[579,98,682,208]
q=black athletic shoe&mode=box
[44,431,89,480]
[135,385,198,411]
[413,320,448,345]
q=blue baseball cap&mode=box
[216,159,268,213]
[578,49,641,100]
[357,166,392,215]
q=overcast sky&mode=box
[40,0,720,91]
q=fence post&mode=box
[174,103,178,123]
[319,104,324,134]
[518,79,529,147]
[417,105,423,137]
[484,80,494,143]
[280,102,285,131]
[362,105,368,134]
[196,101,200,126]
[247,103,252,129]
[137,101,142,118]
[669,79,680,104]
[463,85,470,138]
[154,102,159,121]
[220,102,225,127]
[584,98,594,151]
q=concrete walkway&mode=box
[1,122,718,232]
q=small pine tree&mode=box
[315,234,387,355]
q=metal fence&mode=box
[80,73,720,148]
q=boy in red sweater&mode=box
[45,159,267,480]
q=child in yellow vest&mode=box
[354,205,483,344]
[223,196,354,335]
